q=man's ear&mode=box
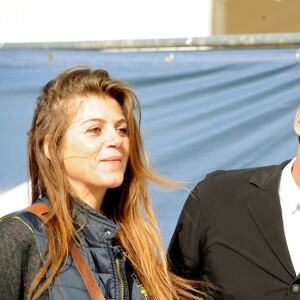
[43,137,51,160]
[294,106,300,137]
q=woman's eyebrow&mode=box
[115,118,127,126]
[81,118,127,125]
[81,118,105,125]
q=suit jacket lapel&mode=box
[246,161,295,280]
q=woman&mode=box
[0,66,206,300]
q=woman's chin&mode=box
[103,177,125,189]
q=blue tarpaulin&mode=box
[1,48,300,244]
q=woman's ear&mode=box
[43,137,51,160]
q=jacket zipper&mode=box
[132,273,149,299]
[115,256,125,300]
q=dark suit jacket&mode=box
[168,161,300,300]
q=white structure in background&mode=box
[0,0,212,43]
[0,182,31,217]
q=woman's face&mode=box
[62,95,130,202]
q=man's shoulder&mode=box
[184,160,291,212]
[199,160,291,188]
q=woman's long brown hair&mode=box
[27,66,207,299]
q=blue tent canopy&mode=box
[1,48,299,243]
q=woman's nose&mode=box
[105,129,122,147]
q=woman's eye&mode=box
[117,127,128,135]
[88,127,102,134]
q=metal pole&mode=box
[2,33,300,51]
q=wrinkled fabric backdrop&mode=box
[0,48,299,245]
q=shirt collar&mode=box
[279,158,300,214]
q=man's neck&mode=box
[292,148,300,189]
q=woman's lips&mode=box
[101,156,122,163]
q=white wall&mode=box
[0,182,31,217]
[0,0,212,43]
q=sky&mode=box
[0,0,212,43]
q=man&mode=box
[168,107,300,299]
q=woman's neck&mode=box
[72,184,107,212]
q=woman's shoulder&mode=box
[0,214,46,300]
[0,214,36,247]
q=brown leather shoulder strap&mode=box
[24,203,106,300]
[24,203,51,221]
[70,243,105,300]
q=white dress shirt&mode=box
[279,158,300,276]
